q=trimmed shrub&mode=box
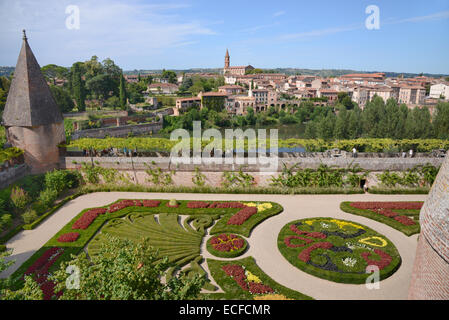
[0,213,12,232]
[44,170,81,194]
[22,209,38,224]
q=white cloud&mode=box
[0,0,215,67]
[273,11,286,17]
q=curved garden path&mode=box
[0,192,426,299]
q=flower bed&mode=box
[206,257,312,300]
[221,264,273,295]
[142,200,160,207]
[227,207,258,225]
[57,232,80,243]
[23,247,64,300]
[207,233,248,258]
[277,217,401,284]
[340,201,422,236]
[72,208,108,230]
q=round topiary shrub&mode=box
[167,199,179,208]
[277,217,401,284]
[207,233,248,258]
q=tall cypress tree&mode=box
[72,63,86,112]
[119,74,127,110]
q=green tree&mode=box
[49,85,75,113]
[41,64,69,84]
[119,74,127,109]
[71,63,86,112]
[433,102,449,139]
[51,236,205,300]
[161,70,177,84]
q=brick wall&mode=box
[409,151,449,299]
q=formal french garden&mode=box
[277,217,402,284]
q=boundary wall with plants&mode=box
[70,122,163,140]
[62,156,445,172]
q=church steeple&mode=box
[3,30,63,127]
[224,49,230,69]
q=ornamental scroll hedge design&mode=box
[277,217,401,284]
[340,201,422,236]
[11,199,283,299]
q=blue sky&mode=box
[1,0,449,74]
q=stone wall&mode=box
[409,151,449,299]
[61,155,445,172]
[0,164,30,189]
[70,122,163,140]
[7,122,66,173]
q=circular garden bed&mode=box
[277,217,401,284]
[207,233,248,258]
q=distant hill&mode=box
[0,66,14,77]
[2,65,447,79]
[124,68,448,79]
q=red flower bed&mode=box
[360,249,392,270]
[24,247,64,300]
[394,215,416,226]
[57,232,80,243]
[187,201,210,208]
[298,242,333,263]
[227,207,258,225]
[349,202,419,226]
[209,202,246,209]
[222,265,248,291]
[248,282,274,295]
[289,224,327,239]
[142,200,160,207]
[72,207,108,230]
[222,264,274,294]
[284,235,314,248]
[350,202,423,210]
[210,234,245,252]
[108,200,139,213]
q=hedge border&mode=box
[367,187,430,194]
[277,217,402,284]
[206,234,248,258]
[339,201,421,236]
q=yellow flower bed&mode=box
[245,202,272,212]
[254,293,293,300]
[245,270,262,283]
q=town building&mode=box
[147,82,179,95]
[223,49,254,76]
[429,83,449,100]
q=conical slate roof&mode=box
[2,31,63,127]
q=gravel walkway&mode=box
[0,192,426,299]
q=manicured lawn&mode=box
[277,217,402,284]
[205,257,313,300]
[340,201,422,236]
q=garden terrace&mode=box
[9,198,282,298]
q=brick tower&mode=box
[225,49,230,69]
[2,30,65,173]
[408,151,449,299]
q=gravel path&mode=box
[0,192,426,299]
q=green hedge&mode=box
[368,187,430,194]
[340,202,421,236]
